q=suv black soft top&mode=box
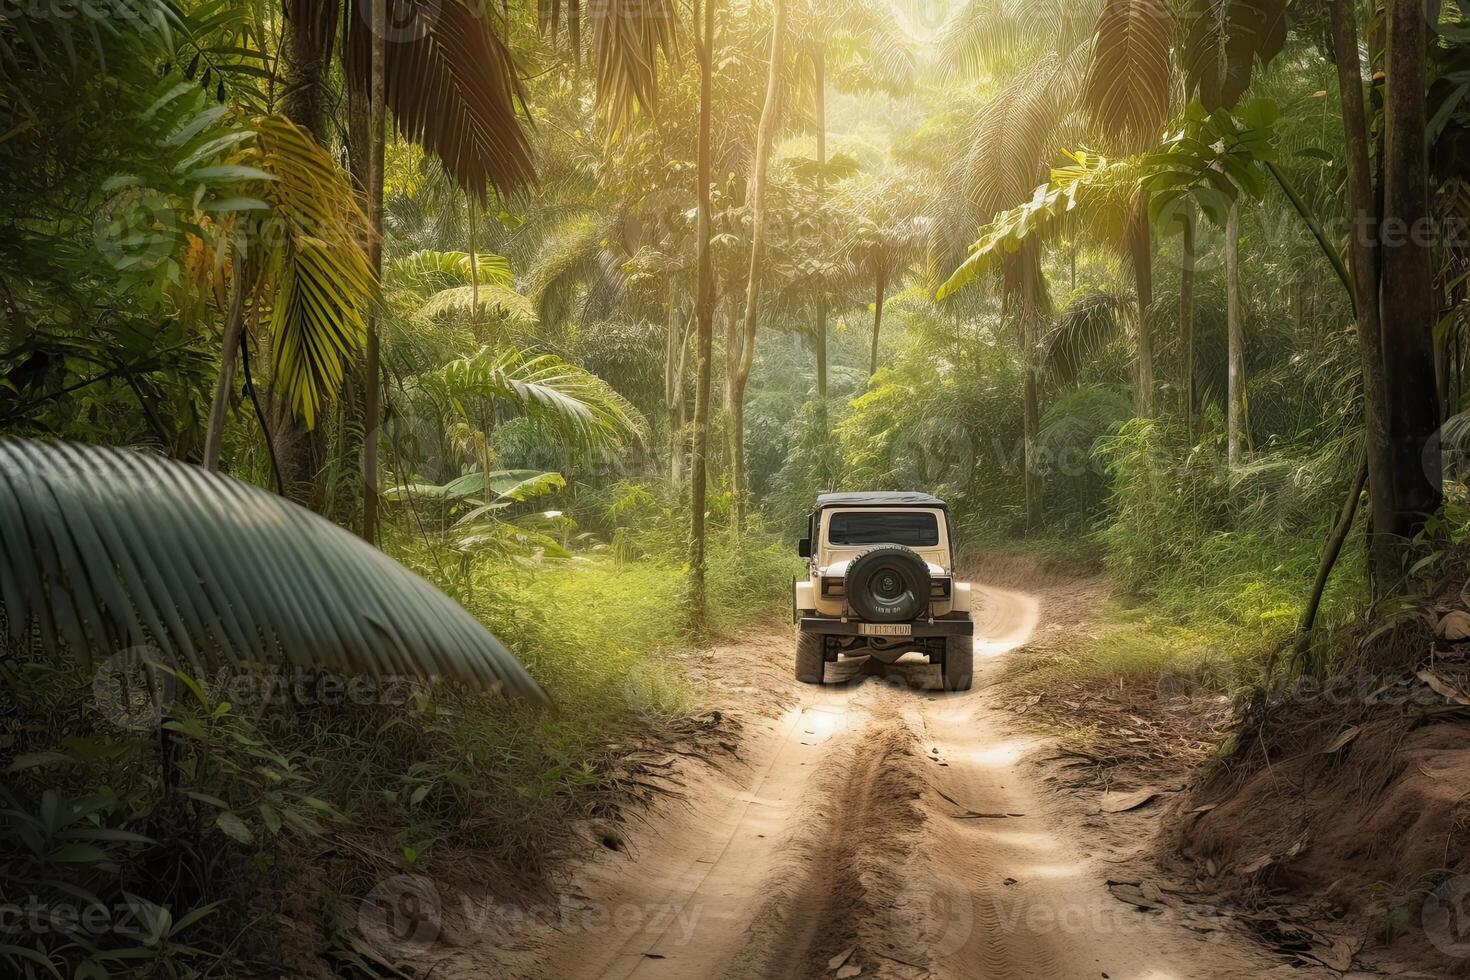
[814,492,947,510]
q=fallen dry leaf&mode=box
[827,946,855,971]
[1239,855,1277,875]
[835,965,862,979]
[1100,787,1162,813]
[1107,880,1162,910]
[1417,669,1470,706]
[1320,726,1362,754]
[1301,936,1357,972]
[1437,610,1470,641]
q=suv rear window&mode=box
[827,511,940,547]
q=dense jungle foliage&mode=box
[2,0,1467,975]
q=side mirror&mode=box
[797,538,812,559]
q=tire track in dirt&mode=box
[732,694,929,979]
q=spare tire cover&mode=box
[846,546,930,623]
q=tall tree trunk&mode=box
[1021,241,1044,528]
[813,44,828,403]
[869,262,887,378]
[689,0,717,635]
[1380,0,1442,547]
[1128,192,1155,415]
[1330,0,1399,592]
[203,248,249,471]
[731,0,786,531]
[360,0,386,545]
[1180,205,1196,436]
[1226,205,1245,469]
[666,285,692,486]
[468,198,481,336]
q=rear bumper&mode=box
[797,615,974,637]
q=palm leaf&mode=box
[938,151,1135,300]
[1083,0,1173,142]
[347,0,534,200]
[1183,0,1288,112]
[525,214,623,329]
[252,114,378,429]
[421,283,538,325]
[588,0,678,133]
[0,439,548,702]
[1044,289,1127,383]
[938,0,1101,76]
[390,249,514,291]
[424,348,647,451]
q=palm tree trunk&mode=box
[666,285,691,486]
[731,0,786,531]
[813,44,828,403]
[1129,192,1154,415]
[1021,242,1044,528]
[1380,0,1443,548]
[689,0,717,635]
[1180,205,1196,436]
[360,0,386,546]
[1226,205,1245,469]
[1330,0,1399,594]
[1022,320,1042,528]
[203,248,249,471]
[869,262,887,378]
[468,197,481,335]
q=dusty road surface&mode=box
[434,579,1325,980]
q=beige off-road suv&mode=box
[792,492,974,691]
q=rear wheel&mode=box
[796,631,825,684]
[943,634,973,691]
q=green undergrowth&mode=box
[0,530,798,977]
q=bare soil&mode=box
[385,563,1346,979]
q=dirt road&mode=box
[439,581,1319,979]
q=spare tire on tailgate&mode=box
[846,546,930,622]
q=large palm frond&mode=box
[1044,289,1128,383]
[346,0,534,201]
[525,214,625,330]
[0,439,547,701]
[423,348,647,451]
[252,114,379,429]
[828,0,918,96]
[937,0,1100,76]
[590,0,678,132]
[938,151,1139,299]
[1083,0,1173,143]
[1183,0,1288,111]
[537,0,677,132]
[420,283,539,326]
[390,249,514,292]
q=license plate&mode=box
[859,623,912,637]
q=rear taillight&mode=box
[820,577,845,597]
[930,578,952,599]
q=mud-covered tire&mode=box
[943,634,973,691]
[796,631,825,684]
